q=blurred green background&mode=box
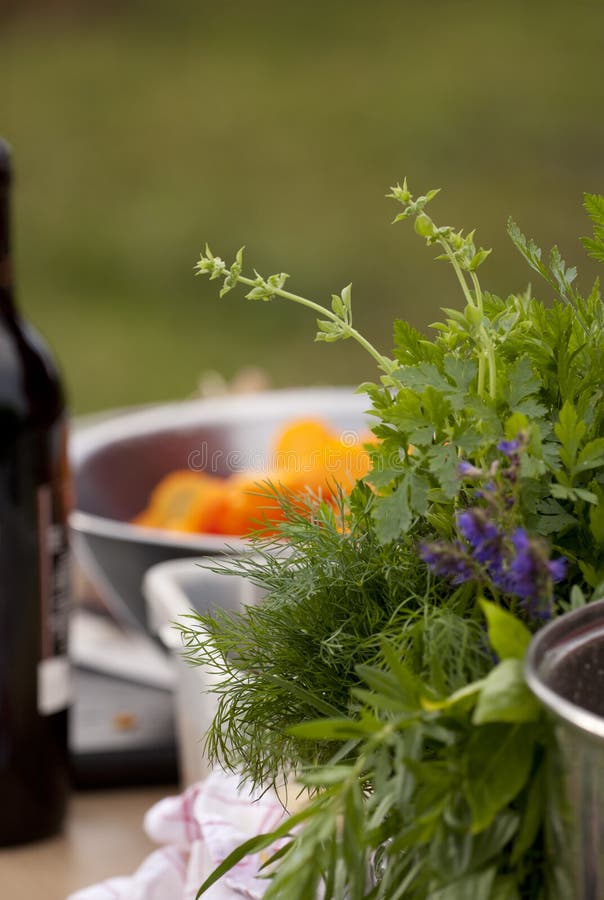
[4,0,604,413]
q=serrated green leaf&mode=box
[549,245,577,298]
[536,497,577,535]
[393,319,436,365]
[514,398,548,419]
[443,357,477,390]
[582,193,604,262]
[582,236,604,263]
[504,412,530,438]
[519,477,548,520]
[584,192,604,228]
[506,357,540,408]
[555,401,586,470]
[409,471,430,515]
[575,486,599,504]
[427,444,461,499]
[507,219,544,273]
[422,385,453,426]
[393,363,452,393]
[365,463,406,489]
[549,481,598,503]
[373,478,413,541]
[576,438,604,474]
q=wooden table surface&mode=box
[0,785,178,900]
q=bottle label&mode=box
[38,656,70,715]
[36,483,71,716]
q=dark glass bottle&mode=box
[0,139,70,845]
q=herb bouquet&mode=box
[186,183,604,898]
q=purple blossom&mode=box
[548,557,567,583]
[457,508,504,565]
[421,512,567,624]
[419,540,476,585]
[497,438,521,456]
[421,435,568,623]
[504,529,566,620]
[458,461,483,478]
[474,480,497,498]
[497,434,528,484]
[509,529,546,600]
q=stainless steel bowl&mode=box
[525,599,604,899]
[70,388,370,631]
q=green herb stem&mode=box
[477,353,486,397]
[470,270,484,317]
[443,245,476,309]
[487,342,497,400]
[235,273,396,376]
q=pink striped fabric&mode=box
[68,771,288,900]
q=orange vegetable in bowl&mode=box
[273,418,375,496]
[132,470,227,533]
[210,471,286,537]
[272,418,335,468]
[132,417,377,537]
[320,437,374,494]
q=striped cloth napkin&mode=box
[68,771,288,900]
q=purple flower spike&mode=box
[509,529,541,600]
[548,556,567,583]
[420,541,476,585]
[510,527,529,552]
[498,438,521,456]
[458,460,483,478]
[457,509,503,565]
[507,528,566,620]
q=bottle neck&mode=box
[0,178,17,319]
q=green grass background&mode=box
[4,0,604,412]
